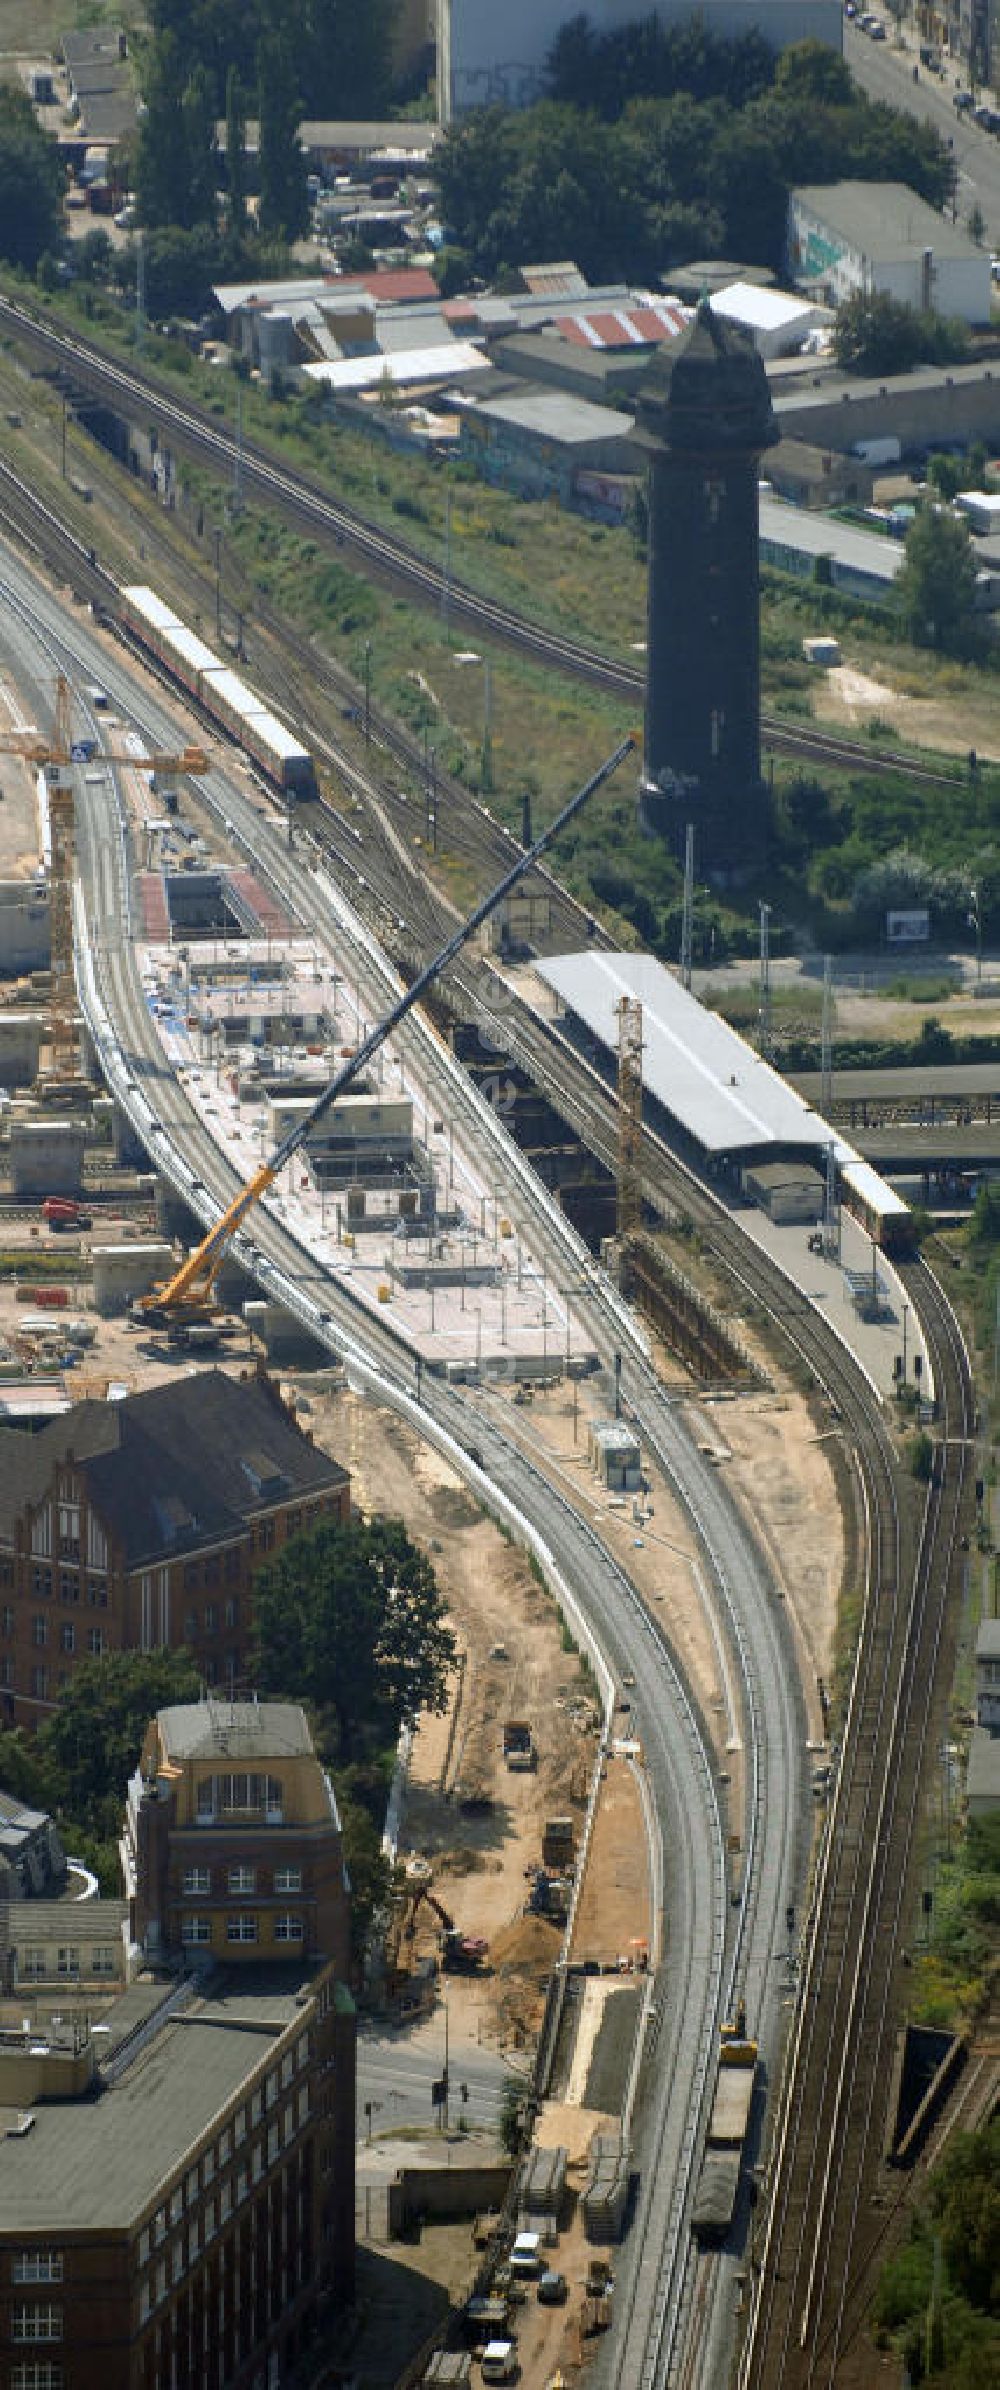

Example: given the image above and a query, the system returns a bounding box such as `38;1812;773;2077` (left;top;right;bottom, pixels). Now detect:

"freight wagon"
691;2006;757;2248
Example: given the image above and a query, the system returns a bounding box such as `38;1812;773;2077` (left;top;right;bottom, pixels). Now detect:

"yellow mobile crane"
138;735;636;1334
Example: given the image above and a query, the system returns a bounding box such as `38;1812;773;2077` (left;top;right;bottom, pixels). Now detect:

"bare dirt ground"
812;659;1000;761
569;1754;650;1969
325;1387;600;2052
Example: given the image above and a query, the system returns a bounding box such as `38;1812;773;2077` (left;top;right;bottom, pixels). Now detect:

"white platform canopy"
536;950;840;1160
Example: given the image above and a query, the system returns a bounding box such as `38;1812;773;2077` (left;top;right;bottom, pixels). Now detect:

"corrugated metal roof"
535;950;836;1158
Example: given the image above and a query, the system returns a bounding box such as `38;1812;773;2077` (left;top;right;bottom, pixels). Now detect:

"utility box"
589;1418;641;1492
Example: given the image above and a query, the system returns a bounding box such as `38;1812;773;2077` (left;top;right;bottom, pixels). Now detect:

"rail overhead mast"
138;736;636;1331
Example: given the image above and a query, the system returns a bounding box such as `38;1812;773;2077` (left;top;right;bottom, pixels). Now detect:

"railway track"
0;379;983;2383
0;293;979;794
740;1257;973;2389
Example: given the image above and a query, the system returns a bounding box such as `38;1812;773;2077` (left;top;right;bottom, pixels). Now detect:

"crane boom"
140;733;635;1324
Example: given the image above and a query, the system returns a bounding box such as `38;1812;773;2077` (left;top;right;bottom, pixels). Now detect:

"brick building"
0;1701;355;2390
0;1369;350;1729
122;1700;351;1978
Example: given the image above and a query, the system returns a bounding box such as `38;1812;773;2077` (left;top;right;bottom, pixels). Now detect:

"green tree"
896;503;981;656
181;62;218;230
39;1650;201;1838
135;29;187;229
225;64;247;233
257;30;309;241
928;452;965;501
252;1516;456;1759
0;85;62;273
930;2124;1000;2311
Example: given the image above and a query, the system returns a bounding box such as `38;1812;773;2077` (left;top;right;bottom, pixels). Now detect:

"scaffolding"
616;995;643;1243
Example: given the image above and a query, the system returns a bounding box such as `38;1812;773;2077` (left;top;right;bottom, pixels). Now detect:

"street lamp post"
971;885;983;986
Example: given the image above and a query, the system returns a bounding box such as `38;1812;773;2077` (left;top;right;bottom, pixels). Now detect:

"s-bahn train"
839;1154;917;1258
120;583;318;800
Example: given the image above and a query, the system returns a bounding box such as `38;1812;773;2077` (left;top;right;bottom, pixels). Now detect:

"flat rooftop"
0;1966;324;2231
536;951;842;1161
793;180;984;265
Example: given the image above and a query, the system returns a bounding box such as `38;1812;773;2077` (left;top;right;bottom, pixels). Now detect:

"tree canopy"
896;503;982;657
833;288;969;377
252;1514;456;1760
0;1649;201;1876
433;37;954;283
875;2121;1000;2383
0;85;63;272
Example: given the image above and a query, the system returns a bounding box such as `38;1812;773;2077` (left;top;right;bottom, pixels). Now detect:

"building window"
286;1510;302;1537
197;1773;283;1823
12;2307;63;2342
12;2255;63;2285
58;1505;79;1559
87;1628;106;1658
58;1572;78;1605
86;1579;108;1608
60;1623;75;1654
32;1616;48;1647
180;1916;212;1947
204;1554;220;1589
258;1519;276;1552
30;1507;51;1559
31;1569;51;1600
204;1604;218;1634
0;1657;13;1688
2;1605;12;1635
273;1866;302;1894
31;1667;48;1702
20;1948;45;1981
183;1866;211;1895
91;1947;116;1977
56;1949;79;1978
226;1914;257;1944
12;2366;64;2390
274;1915;303;1944
227;1864;255;1894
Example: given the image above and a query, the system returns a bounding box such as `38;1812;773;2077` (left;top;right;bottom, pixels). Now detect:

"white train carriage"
119;584;317;798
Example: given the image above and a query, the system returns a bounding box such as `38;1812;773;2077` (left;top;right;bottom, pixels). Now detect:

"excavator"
136;734;636;1335
402;1879;489;1976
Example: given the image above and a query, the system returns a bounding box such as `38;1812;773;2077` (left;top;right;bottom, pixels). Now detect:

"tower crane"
138;734;636;1332
0;676;207;1080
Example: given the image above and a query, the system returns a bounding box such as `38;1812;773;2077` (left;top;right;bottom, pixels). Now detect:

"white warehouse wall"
436;0;843;119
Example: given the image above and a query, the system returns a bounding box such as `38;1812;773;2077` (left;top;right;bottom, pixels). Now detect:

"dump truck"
503;1720;534;1771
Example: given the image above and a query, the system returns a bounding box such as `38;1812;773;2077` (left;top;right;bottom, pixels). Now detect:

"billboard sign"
886;909;930;944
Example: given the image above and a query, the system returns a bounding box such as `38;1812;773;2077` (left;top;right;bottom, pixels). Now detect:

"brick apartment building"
0;1700;355;2390
0;1369;350;1728
122;1699;351;1978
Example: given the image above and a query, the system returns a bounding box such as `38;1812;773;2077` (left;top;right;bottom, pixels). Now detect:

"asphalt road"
846;14;1000;248
356;2013;518;2145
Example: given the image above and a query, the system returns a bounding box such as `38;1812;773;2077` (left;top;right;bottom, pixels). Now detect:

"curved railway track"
740;1259;973;2389
0;293;980;794
0;409;981;2384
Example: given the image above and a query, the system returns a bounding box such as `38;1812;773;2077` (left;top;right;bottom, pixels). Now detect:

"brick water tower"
635;300;777;872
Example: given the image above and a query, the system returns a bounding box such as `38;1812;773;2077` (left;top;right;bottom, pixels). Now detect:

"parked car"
537;2272;568;2306
955;88;974;110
